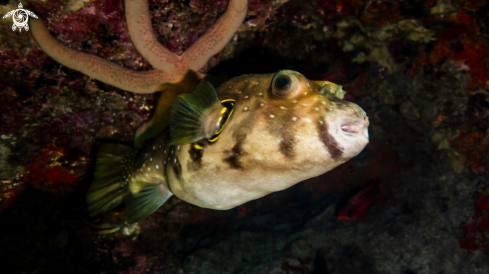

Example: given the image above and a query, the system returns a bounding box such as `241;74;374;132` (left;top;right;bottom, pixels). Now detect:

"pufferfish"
87;70;369;225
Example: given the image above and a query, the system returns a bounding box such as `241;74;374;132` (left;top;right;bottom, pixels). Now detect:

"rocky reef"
1;0;489;273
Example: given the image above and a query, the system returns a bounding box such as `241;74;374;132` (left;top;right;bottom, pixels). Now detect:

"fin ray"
125;183;172;223
87;143;135;217
170;80;221;145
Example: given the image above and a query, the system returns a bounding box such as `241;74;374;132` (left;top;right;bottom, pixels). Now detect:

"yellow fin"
134;70;201;148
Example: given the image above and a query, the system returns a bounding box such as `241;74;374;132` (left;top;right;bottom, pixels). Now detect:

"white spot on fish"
304;118;312;123
270;114;275;118
259;103;264;107
255;81;259;85
292;100;297;104
155;165;159;170
245;79;249;83
328;108;333;111
243;95;249;99
302;103;307;107
277;139;281;143
314;107;319;111
258;92;263;96
147;167;151;171
319;120;324;124
153;146;156;150
150;158;153;161
177;146;180;150
173;158;176;163
296;135;301;138
228;85;233;89
280;106;287;110
238;90;242;94
243;106;249;111
292;116;298;121
304;92;307;95
143;163;146;167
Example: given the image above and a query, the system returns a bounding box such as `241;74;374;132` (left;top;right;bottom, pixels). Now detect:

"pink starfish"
29;0;248;146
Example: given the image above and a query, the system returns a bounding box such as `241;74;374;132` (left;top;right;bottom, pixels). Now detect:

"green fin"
170;79;222;145
125;183;172;223
87;143;135;217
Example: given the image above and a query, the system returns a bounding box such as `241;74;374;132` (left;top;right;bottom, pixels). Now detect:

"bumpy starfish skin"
29;0;248;146
125;0;248;77
30;18;169;94
29;0;248;93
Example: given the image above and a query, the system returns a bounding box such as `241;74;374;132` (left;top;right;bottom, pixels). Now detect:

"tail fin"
87;143;135;217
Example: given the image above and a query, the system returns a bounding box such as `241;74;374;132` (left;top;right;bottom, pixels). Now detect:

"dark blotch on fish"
172;157;182;179
317;119;343;160
224;134;247;169
189;145;204;168
279;129;295;159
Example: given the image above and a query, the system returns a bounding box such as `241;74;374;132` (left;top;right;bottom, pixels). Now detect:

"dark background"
1;0;489;273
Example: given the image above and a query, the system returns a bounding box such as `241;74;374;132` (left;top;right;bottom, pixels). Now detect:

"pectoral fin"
169;79;223;145
125;183;172;223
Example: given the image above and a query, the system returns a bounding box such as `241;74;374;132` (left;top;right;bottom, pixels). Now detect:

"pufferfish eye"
272;72;297;96
275;75;290;90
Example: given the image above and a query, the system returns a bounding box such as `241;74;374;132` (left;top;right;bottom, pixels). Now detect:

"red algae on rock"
411;10;489;90
25;146;81;193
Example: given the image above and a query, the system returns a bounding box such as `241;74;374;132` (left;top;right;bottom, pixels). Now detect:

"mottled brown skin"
129;71;369;210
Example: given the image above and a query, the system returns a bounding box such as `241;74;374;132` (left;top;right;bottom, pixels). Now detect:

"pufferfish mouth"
340;116;370;138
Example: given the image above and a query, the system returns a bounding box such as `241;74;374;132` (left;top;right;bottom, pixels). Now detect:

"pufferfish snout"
312;82;369;162
328;106;369;161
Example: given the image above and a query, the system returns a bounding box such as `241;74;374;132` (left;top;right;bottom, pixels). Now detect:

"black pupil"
276;76;289;89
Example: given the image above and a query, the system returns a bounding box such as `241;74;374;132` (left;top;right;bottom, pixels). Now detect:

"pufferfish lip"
340;116;369;138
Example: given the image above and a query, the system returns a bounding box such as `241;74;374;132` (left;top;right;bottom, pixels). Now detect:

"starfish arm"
182;0;248;71
125;0;181;76
29;18;173;94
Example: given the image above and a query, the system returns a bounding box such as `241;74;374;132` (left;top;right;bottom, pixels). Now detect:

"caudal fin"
87;143;135;217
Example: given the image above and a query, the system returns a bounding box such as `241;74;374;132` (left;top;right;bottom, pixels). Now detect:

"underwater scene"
1;0;489;273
